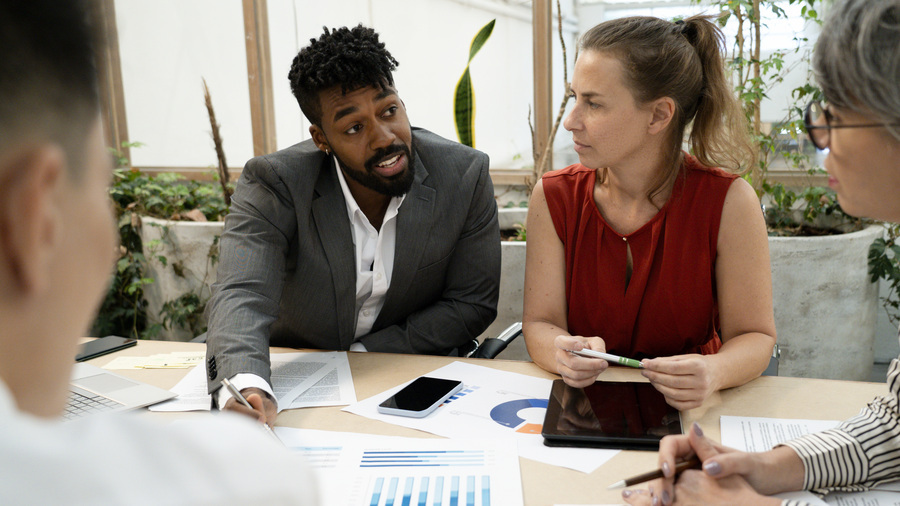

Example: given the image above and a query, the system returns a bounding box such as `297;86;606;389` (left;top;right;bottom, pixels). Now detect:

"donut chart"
489;398;548;433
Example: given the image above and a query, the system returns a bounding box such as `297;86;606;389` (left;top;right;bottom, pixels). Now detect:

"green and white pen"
569;348;644;369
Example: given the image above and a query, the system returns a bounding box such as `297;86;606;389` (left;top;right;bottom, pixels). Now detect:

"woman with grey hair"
622;0;900;504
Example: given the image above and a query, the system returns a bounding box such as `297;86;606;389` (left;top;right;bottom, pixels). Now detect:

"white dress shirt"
0;379;317;505
217;156;403;408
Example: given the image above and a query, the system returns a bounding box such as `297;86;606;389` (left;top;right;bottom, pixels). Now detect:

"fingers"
642;356;714;410
245;391;278;427
657;435;696;505
698;448;759;482
687;422;722;462
223;388;278;427
621;487;653;505
555;335;608;386
687;422;752;481
223;396;264;422
553;335;606;353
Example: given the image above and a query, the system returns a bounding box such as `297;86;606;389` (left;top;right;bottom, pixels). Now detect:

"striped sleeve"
781;357;900;493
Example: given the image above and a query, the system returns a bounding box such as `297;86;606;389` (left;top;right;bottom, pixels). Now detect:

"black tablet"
541;380;682;451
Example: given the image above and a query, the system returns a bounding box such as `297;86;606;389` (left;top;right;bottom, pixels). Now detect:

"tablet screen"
541;380;682;450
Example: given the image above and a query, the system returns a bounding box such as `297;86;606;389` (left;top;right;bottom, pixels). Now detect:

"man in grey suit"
206;25;500;424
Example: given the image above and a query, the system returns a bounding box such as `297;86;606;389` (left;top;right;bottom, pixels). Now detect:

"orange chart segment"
516;423;543;434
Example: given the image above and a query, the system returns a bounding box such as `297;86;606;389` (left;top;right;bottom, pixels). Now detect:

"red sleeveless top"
542;154;737;359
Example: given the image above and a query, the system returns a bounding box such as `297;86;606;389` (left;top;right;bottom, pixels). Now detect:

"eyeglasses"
804;100;900;150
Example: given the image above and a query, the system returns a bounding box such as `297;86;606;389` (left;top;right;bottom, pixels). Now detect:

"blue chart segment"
441;385;479;406
361;450;486;468
366;473;491;506
489;398;548;428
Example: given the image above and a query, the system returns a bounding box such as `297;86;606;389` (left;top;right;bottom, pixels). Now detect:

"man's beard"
335;139;416;198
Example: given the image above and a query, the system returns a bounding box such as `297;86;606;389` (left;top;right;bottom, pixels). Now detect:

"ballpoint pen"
567;348;645;369
607;456;702;489
221;377;284;445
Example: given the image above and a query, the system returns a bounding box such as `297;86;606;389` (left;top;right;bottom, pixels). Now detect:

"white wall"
575;0;819;125
116;0;254;169
115;0;577;171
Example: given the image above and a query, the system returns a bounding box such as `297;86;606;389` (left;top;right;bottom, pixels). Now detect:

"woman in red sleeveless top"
523;15;776;410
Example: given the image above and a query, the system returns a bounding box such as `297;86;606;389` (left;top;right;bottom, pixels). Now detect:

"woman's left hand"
640;354;717;410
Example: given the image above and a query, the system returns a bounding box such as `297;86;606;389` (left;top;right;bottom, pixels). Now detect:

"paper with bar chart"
275;427;524;506
343;361;618;473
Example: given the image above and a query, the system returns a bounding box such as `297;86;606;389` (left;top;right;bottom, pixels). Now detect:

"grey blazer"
205;128;500;388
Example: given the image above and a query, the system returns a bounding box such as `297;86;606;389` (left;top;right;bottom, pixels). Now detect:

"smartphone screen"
75;335;137;362
377;377;463;418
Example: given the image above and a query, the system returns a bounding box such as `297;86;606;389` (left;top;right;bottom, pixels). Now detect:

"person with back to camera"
523;13;776;411
0;0;317;503
621;1;900;505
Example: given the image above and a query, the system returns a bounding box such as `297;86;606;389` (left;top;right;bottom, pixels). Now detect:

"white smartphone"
376;376;464;418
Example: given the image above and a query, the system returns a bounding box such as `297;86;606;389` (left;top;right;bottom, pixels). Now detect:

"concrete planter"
139;216;224;341
498;207;527;231
770;224;881;380
479;241;530;360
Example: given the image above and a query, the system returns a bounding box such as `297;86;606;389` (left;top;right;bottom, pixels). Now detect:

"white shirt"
0;379;318;505
217;156;403;408
334;156;405;340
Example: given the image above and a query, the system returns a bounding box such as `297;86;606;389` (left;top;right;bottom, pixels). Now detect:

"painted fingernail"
692;422;704;436
662;490;671;505
652;494;660;506
704;460;722;476
622;490;632;498
661;461;672;477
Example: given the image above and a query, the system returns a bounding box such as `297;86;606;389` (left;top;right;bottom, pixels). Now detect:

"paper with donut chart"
343;361;619;473
274;427;524;506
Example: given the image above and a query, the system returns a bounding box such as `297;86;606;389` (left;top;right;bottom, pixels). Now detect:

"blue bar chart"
363;472;492;506
279;429;522;506
360;449;492;505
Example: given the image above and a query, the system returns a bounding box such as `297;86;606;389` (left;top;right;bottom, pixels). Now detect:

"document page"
270;351;356;410
275;427;524;506
823;490;900;505
720;415;840;452
148;364;211;412
150;351;355;412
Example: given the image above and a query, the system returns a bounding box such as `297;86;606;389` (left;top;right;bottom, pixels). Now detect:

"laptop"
64;362;177;421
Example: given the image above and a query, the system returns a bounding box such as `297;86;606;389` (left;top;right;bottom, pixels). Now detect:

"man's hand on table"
223;387;278;427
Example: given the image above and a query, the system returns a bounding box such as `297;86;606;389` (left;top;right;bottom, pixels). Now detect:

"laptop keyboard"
63;388;123;420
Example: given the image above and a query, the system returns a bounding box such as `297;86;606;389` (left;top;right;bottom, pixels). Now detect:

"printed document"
275;427;524;506
720;415;840;452
150;351;356;412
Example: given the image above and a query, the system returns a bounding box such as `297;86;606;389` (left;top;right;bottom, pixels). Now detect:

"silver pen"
221;377;283;445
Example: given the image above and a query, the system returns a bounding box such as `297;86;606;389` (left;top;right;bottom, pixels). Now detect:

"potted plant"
92;82;234;341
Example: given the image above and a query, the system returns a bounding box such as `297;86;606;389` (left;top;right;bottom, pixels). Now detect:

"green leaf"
454;20;494;148
454;69;475;148
468;19;495;63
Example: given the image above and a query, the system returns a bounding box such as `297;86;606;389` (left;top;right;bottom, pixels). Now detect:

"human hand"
624;422;798;505
554;334;608;387
640;354;716;410
223;387;278;427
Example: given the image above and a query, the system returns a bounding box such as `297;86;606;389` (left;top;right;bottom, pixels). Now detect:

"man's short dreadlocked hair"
288;24;399;126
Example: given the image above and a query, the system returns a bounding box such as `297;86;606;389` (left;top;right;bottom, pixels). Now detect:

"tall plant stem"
202;78;232;206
